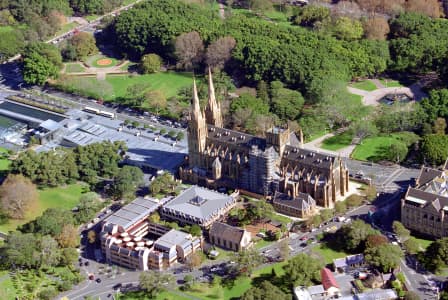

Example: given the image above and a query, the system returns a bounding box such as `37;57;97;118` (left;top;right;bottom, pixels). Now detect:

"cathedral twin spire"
191;67;223;128
205;68;223;128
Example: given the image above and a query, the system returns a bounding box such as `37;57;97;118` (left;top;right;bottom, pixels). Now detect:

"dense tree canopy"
140;53;162;74
19;208;75;237
22;42;62;85
421;238;448;273
63;32;98;61
112;0;390;100
11;141;126;186
330;220;378;252
283;253;322;287
389;13;448;76
0;174;38;219
111;165;144;199
365;244;403;272
241;281;290;300
421;134;448;166
0;29;24;62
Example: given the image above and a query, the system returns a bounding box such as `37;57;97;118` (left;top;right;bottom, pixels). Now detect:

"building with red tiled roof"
321;268;341;297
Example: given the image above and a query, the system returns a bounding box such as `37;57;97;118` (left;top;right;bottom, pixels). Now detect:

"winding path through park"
348;79;427;106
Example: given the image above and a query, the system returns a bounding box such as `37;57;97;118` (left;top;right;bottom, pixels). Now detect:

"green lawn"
321;131;354;151
0;25;13;33
264;10;289;22
351;80;377;92
306;130;327;143
379;79;404;88
106;72;194;99
348;93;363;104
184;261;288;299
0;147;11;171
412;236;433;251
0;183;88;233
0;25;27;34
65;63;86;73
254;239;274;249
351;133;404;162
311;244;348;264
0;271;17;300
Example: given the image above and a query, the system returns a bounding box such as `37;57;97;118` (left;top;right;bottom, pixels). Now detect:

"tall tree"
40;235;61;267
56;224;80;248
421;134;448;166
20;208;74;237
139;271;175;297
24;42;62;80
186;252;202;270
0;174;38;219
362;17;390;40
269;81;304;121
2;232;41;268
65;32;98;60
174;31;204;70
112;166;144;199
144;90;167;116
140;53;162;74
283;253;322;287
422;238;448;273
241;281;290;300
205;36;236;69
75;192;100;224
365;243;403;272
231;249;265;276
392;221;410;241
405;0;439;17
0;30;24;62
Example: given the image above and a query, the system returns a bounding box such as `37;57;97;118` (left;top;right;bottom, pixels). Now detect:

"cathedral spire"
205;67;223;127
208;67;216;108
192;78;201;119
188;78;207;167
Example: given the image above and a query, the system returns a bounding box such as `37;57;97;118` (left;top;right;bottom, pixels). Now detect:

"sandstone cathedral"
179;69;349;208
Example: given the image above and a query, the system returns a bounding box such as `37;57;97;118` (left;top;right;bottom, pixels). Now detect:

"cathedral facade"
179;70;349;208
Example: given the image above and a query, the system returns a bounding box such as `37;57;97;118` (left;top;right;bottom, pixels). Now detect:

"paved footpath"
302;132;356;158
348;79;427;107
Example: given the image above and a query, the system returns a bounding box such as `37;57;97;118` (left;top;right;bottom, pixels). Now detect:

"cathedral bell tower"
187;79;207;167
205;67;223;128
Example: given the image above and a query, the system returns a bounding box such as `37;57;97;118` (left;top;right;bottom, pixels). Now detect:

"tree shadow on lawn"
322;132;353;148
365;145;390;162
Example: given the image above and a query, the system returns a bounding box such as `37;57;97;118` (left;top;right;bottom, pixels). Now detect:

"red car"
300;236;308;241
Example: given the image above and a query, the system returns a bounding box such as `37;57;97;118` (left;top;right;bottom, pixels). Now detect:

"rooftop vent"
231;136;236;142
300;154;305;159
224;131;230;136
210;127;216;132
293;148;298;153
